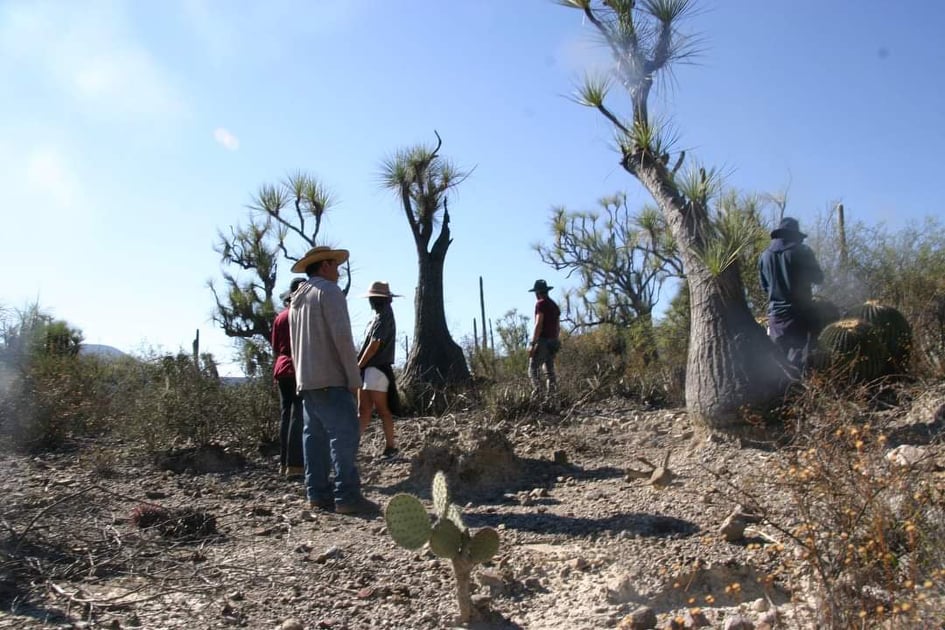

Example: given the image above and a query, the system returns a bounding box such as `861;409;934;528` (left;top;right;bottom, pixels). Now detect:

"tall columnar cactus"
853;300;913;373
385;471;500;623
816;318;887;382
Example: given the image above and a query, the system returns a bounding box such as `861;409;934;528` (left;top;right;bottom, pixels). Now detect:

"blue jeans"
299;387;362;507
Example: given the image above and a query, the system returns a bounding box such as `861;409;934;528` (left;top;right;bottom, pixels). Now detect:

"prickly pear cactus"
816;318;887;382
853;300;912;372
432;471;451;518
467;528;500;563
385;494;431;550
383;470;501;623
429;519;463;559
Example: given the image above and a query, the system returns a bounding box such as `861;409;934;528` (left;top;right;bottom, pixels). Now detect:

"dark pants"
529;337;561;394
768;309;813;372
277;377;304;470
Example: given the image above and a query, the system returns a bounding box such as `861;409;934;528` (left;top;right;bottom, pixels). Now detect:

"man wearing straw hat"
289;246;377;515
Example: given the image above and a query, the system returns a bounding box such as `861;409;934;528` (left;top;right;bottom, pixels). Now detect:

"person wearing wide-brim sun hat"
527;279;561;396
356;281;402;460
288;246;378;516
759;217;825;373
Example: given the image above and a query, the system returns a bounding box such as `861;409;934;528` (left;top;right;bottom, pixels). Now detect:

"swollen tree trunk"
634;160;793;431
404;244;469;388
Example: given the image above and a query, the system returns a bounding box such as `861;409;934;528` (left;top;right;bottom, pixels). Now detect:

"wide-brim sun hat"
290;246;349;273
528;279;553;293
770;217;807;240
362;281;401;298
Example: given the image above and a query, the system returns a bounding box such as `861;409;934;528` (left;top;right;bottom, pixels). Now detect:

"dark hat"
771;217;807;240
279;277;306;303
528;279;553;293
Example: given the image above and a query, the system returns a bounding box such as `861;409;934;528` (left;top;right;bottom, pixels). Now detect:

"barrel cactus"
809;297;841;335
815;318;887;382
385;471;500;623
853;300;912;373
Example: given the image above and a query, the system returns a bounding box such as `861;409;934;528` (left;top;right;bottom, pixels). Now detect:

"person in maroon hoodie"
272;277;306;477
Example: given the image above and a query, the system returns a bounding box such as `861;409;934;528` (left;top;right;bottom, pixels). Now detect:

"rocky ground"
1;391;943;630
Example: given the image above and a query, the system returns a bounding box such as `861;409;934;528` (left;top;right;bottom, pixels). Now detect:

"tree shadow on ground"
370;457;625;505
465;510;700;538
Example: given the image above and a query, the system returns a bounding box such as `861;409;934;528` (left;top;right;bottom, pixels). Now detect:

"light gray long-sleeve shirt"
288;276;360;392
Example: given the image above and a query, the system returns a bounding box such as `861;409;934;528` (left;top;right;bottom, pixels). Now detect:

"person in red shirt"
272;277;305;477
527;279;561;396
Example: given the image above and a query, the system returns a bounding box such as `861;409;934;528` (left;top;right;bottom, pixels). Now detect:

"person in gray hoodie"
759;217;824;371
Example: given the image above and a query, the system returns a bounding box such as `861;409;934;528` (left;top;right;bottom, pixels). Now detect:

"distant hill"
79;344;129;360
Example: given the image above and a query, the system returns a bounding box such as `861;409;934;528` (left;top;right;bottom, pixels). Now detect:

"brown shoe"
285;466;304;477
309;498;335;512
334;497;380;516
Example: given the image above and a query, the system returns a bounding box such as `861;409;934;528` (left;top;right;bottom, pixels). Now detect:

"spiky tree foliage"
210;172;346;376
559;0;794;432
535;192;682;331
379;132;471;391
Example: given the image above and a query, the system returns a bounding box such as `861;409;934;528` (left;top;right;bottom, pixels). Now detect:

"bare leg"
358;388;373;436
370;389;396;449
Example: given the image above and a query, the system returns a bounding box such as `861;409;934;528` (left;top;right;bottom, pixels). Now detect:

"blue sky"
2;0;942;376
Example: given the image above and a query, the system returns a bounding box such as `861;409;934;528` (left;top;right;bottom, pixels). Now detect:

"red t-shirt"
535;298;560;339
271;309;295;379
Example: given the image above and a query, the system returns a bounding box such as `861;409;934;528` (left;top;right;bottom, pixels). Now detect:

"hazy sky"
2;0;942;375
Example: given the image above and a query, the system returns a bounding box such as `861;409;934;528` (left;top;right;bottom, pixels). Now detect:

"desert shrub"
124;353;278;451
755;380;945;628
0;305;115;450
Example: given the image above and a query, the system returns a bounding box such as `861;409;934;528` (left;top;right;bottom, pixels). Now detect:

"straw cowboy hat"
290;246;350;274
362;281;401;298
770;217;807;240
528;279;554;293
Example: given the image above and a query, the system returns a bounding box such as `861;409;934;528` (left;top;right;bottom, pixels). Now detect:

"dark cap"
279;277;306;302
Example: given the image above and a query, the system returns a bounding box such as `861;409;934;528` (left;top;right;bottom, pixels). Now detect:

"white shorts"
362;366;389;392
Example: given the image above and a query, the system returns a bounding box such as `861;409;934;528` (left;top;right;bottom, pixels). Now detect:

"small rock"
756;609;779;630
616;605;657;629
723;614;754;630
523;577;542;590
684;609;710;627
569;557;589;571
280;619;304;630
478;569;505;596
356;587;374;599
315;546;341;563
606;575;640;605
885;444;930;468
751;597;768;612
228;591;244;601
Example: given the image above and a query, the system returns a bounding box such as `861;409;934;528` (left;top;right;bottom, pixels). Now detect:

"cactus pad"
816;318;887;382
432;471;451;518
429;519;464;559
467;527;500;563
385;494;431;550
447;503;466;532
853;300;912;372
